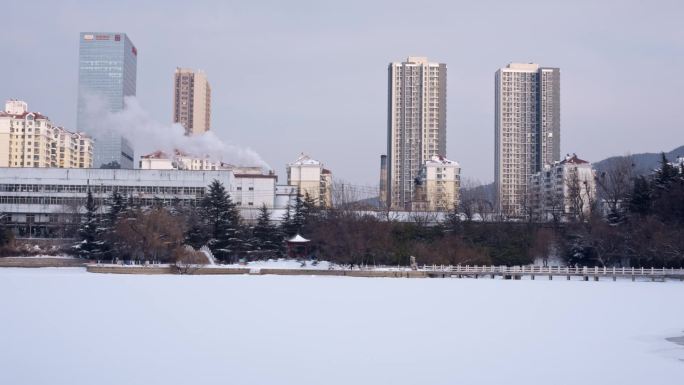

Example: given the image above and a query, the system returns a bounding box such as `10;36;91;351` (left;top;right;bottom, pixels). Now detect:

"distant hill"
593;145;684;176
353;196;381;209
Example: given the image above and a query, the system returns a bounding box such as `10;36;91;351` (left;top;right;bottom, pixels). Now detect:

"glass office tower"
77;32;137;169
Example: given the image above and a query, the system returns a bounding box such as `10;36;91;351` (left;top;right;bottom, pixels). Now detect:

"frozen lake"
1;267;682;384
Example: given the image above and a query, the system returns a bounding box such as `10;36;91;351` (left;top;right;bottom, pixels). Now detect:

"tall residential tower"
386;57;447;209
495;63;560;217
77;32;137;168
173;68;211;135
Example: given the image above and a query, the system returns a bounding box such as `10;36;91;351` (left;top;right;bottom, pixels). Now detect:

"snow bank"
217;259;335;270
8;255;76;259
0;268;682;385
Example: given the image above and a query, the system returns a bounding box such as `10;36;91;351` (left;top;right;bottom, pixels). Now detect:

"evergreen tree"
201;180;244;262
184;202;208;249
100;189;127;259
654;153;678;189
291;192;307;233
302;192;319;227
74;189;104;259
106;189;126;226
628;176;652;216
279;203;296;238
0;213;13;249
280;191;320;238
251;204;283;256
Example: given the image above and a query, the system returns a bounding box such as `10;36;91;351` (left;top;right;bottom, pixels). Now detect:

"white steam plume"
81;94;270;169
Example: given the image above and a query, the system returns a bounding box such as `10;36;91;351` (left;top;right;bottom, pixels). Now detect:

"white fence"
419;264;684;276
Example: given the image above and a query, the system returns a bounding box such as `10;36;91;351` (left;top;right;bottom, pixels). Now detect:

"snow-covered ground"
6;254;77;259
219;259;336;270
0;268;682;385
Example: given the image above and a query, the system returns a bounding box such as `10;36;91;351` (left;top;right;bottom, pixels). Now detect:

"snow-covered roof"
560;154;590;165
141;149;212;160
287;234;310;243
141;150;170;159
425;155;459;166
289;153;321;166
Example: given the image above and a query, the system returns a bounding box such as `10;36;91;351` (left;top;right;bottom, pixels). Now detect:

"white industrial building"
139;150;233;171
0;167;296;237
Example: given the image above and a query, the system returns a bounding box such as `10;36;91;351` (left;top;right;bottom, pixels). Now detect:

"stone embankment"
0;257;88;268
86;264;427;278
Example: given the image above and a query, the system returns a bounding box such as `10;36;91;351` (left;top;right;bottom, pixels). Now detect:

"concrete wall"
85;265;429;278
0;257;87;267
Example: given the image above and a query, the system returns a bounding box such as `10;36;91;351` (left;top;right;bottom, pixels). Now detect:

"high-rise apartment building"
173;68;211;135
495;63;560;217
386;57;447;209
77;32;137;169
0;100;93;168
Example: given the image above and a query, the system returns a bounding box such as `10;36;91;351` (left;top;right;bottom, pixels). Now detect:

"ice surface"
0;267;682;385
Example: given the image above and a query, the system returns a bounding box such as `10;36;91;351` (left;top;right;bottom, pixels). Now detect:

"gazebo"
286;234;311;259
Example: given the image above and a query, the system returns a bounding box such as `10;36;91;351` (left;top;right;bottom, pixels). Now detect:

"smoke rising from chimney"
81;95;270;169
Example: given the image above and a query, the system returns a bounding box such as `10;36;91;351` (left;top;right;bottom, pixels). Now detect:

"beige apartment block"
173;68;211;135
386;57;447;209
0;100;92;168
412;155;460;211
286;153;333;208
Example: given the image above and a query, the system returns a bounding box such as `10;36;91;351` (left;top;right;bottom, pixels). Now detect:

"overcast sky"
3;0;683;187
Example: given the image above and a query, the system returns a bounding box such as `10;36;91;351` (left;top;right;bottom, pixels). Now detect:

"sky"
2;0;683;187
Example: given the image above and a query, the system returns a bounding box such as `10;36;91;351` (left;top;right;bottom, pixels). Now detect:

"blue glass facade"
77;32;137;168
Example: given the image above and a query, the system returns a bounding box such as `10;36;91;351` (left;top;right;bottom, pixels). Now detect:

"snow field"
0;267;682;385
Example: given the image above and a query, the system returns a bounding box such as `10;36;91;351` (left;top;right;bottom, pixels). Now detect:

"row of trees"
561;154;684;267
75;180;319;263
73;154;683;267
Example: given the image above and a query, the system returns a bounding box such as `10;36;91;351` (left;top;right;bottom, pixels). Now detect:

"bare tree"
113;207;186;262
173;247;208;274
546;184;565;224
566;167;585;222
459;178;494;222
596;156;634;221
530;227;555;266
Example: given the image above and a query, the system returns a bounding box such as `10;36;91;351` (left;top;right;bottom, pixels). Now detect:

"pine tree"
201;180;244;262
279;203;295;238
251;204;283;257
628;176;652;216
291;193;306;233
0;213;13;249
302;192;319;226
654;153;678;189
100;189;127;259
106;189;126;226
74;189;104;259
